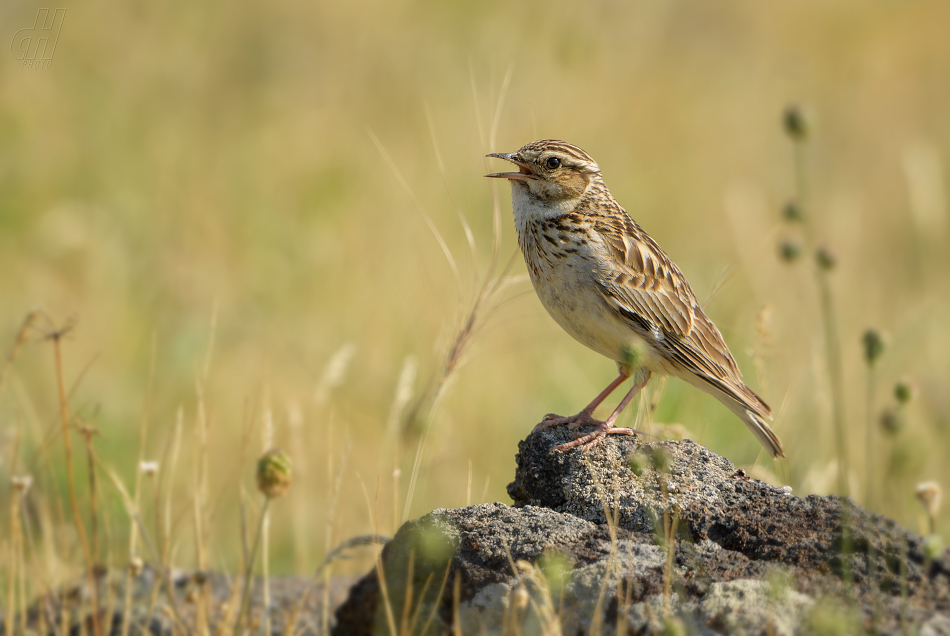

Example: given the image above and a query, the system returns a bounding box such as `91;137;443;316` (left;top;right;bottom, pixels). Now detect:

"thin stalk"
793;142;809;241
262;502;271;636
261;401;274;636
162;409;184;575
20;494;61;636
817;273;848;495
92;448;188;633
899;532;909;635
865;363;877;507
50;332;102;636
5;490;18;636
193;380;211;634
123;332;156;636
865;361;881;631
16;467;61;636
143;474;162;630
6;429;21;636
79;424;101;567
234;498;270;636
791;131;848;495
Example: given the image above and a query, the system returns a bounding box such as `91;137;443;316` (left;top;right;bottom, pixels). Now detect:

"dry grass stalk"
40;316;103;636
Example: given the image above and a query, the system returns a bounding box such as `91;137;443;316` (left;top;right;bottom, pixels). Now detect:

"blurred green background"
1;0;948;586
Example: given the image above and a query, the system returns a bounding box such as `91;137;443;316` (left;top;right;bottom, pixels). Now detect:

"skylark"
487;140;785;457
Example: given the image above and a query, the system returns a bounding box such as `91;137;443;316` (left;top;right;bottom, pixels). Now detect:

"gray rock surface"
5;566;357;635
334;425;950;635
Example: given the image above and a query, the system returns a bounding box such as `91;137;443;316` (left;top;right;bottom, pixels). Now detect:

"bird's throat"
510;181;582;228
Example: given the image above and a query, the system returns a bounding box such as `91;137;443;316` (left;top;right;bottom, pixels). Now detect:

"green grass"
1;0;948;626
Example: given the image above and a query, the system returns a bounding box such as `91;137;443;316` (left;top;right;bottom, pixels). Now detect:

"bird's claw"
535;410;599;431
553;424;638;452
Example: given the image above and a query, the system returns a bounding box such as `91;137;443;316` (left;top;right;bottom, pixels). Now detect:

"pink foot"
534;409;600;432
553;422;644;452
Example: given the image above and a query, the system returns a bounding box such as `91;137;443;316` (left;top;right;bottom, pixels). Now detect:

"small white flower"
140;461;159;476
916;481;942;519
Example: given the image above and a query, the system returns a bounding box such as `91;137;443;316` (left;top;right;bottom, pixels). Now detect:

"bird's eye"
546;156;561;169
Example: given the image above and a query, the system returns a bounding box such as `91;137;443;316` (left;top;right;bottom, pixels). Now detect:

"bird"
486;139;785;458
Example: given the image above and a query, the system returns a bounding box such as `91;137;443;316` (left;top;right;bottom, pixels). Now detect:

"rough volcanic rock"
5;566;357;635
334;425;950;635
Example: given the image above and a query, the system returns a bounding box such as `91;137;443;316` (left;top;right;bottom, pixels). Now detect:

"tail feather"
682;374;786;458
735;408;785;459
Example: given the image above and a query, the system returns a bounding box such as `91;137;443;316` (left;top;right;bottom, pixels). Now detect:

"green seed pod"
650;446;671;473
783;104;809;141
778;238;802;263
783;200;803;223
894;378;916;404
256;449;293;499
862;329;886;366
538;552;572;596
628;451;649;477
815;244;837;271
661;616;686;636
880;408;903;436
923;535;944;561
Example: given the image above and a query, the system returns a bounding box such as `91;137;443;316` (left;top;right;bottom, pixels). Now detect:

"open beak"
485;152;535;181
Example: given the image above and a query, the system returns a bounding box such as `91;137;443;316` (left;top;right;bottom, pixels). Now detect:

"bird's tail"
682;374;786;458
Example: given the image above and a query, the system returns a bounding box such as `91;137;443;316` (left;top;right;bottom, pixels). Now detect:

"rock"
334;425;950;635
507;426;748;533
6;566;357;635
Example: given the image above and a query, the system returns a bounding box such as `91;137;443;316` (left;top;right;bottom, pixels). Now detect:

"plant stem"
235;497;270;635
791;132;848;495
793;142;809;234
865;361;881;631
865;363;876;507
817;272;848;496
52;334;101;636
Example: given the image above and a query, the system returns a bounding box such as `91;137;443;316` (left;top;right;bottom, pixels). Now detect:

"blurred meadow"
1;0;949;602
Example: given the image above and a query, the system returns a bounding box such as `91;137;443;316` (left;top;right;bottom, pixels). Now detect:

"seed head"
916;481;942;519
862;329;886;366
538;552;571;596
256;449;293;499
11;475;33;494
923;535;945;561
894;378;916;405
880;408;903;435
661;616;687;636
649;446;671;473
783;104;810;141
140;461;159;477
815;244;837;271
628;451;649;477
778;237;802;263
783;200;803;223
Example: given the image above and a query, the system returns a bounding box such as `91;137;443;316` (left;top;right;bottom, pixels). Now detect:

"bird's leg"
535;372;630;431
554;371;652;452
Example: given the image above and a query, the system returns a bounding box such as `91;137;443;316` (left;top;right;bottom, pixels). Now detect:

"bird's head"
486;140;601;203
